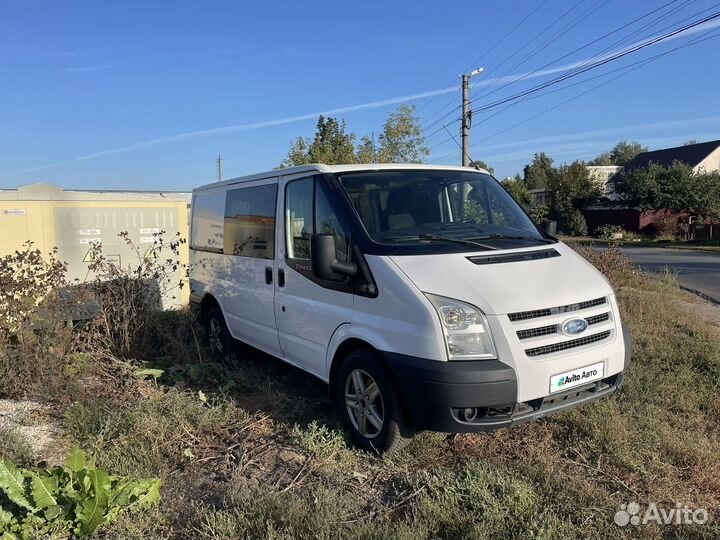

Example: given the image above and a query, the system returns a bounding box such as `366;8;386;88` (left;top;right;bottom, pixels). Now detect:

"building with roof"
620;139;720;172
0;182;191;307
583;139;720;236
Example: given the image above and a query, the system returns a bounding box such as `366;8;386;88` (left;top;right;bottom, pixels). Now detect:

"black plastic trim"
467;248;560;265
380;351;625;433
379;352;518;431
622;324;632;369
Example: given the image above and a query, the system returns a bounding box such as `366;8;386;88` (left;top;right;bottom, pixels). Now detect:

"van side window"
285;178;313;259
315;181;348;262
191;190;226;252
285;176;348;262
224;184;277;259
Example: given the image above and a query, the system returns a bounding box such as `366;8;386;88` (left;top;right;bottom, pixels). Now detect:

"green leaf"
0;458;32;510
64;448;86;473
76;494;108;537
134;368;164;381
87;469;112;499
43;505;63;521
198;390;207;403
30;473;58;509
126;478;161;509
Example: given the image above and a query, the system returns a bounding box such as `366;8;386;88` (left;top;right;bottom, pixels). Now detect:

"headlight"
424;293;497;360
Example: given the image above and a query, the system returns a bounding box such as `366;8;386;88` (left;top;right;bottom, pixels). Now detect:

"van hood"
388;242;613;315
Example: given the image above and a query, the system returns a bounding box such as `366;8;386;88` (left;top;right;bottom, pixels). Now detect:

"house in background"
618;139;720;173
528;187;551;206
587;165;623;199
584;139;720;235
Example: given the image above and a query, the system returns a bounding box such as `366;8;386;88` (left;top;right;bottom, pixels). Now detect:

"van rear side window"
191;190;226;252
224;184;277;259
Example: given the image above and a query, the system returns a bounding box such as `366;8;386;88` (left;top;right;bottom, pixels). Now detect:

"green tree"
591;140;648;166
548;161;603;236
523;152;554;189
589;152;612;166
376;105;428;163
472;160;494;175
309;116;356;164
617;162;720;220
281;106;428;166
281;115;356;167
356;134;377;164
500;178;531;207
281;136;313;167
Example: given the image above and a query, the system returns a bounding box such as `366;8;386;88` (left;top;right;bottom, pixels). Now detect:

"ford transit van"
189;164;631;453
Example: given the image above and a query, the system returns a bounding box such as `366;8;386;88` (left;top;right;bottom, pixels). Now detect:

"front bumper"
381;325;632;433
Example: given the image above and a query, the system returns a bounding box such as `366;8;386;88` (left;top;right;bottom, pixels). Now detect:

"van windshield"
336;170;549;250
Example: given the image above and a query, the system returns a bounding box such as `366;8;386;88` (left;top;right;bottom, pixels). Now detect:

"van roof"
193;163;489;192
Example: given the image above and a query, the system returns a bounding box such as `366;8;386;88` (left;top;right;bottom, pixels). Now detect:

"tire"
337;349;415;454
205;306;234;356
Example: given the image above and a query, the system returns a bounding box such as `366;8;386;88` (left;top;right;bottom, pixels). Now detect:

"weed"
0;448;160;538
0;428;34;467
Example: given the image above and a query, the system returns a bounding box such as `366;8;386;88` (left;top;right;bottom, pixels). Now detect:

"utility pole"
460;67;484;167
216;154;223;182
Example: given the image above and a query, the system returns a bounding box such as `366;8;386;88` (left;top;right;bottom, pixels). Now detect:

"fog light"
462;407;478;422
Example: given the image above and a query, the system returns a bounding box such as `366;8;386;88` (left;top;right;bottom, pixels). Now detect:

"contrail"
3;17;718;178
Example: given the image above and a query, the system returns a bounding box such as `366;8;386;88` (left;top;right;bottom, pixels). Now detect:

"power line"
427;26;720;161
418;0;550;134
415;0;523;117
469;11;720;115
470;0;610;104
422;0;615;139
469;0;691;107
421;0;677;141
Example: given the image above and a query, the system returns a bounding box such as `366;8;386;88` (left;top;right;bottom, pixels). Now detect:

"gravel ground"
0;399;65;464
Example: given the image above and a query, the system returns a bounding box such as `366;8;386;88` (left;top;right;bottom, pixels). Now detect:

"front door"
222;180;282;357
274;173;354;379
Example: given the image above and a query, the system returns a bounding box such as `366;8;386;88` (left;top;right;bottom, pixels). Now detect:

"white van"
189;164;631;453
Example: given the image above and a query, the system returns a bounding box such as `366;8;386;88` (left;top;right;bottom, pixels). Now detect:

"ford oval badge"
562;318;588;336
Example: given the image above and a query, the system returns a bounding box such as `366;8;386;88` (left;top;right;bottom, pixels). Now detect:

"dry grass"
1;242;719;539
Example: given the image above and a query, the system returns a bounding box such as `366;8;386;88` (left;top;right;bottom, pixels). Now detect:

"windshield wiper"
469;234;555;244
383;234;498;250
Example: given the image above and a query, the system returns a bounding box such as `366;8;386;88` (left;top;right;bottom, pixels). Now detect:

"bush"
595;224;624;240
559;210;588;237
83;232;187;358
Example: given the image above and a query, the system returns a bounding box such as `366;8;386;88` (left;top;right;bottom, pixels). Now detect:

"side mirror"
311;234;357;281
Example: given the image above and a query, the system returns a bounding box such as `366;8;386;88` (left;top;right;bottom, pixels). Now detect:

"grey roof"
622;139;720;170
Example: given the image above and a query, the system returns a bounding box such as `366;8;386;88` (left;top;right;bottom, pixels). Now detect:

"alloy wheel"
208;317;224;353
344;369;384;439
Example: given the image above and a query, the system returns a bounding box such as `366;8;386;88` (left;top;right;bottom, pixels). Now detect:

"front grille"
517;324;557;340
508;297;606;322
516;311;610;341
586;312;610;325
525;331;611;357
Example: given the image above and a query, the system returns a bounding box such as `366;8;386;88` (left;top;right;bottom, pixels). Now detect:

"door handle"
265;267;273;284
278;268;285;287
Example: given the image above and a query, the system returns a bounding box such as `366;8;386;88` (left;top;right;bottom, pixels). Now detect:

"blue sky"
1;0;719;190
